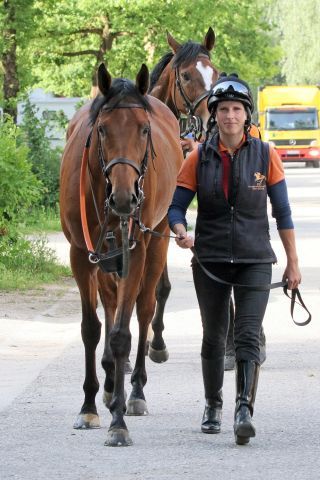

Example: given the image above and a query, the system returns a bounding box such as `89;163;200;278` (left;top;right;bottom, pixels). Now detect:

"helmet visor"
211;81;250;97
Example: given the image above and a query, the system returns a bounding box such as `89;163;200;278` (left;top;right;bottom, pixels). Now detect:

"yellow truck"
258;85;320;168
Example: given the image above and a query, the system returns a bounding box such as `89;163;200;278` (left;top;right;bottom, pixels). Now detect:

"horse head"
94;63;153;217
150;27;219;134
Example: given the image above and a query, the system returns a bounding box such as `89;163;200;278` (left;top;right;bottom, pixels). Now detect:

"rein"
191;246;311;326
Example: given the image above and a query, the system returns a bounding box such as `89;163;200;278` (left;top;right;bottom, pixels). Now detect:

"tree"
27;0;281;97
0;0;37;120
267;0;320;84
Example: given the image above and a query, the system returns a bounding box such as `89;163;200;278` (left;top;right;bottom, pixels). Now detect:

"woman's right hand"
175;233;194;249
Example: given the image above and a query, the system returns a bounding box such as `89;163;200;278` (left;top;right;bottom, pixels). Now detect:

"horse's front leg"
71;245;101;429
105;252;145;447
127;235;169;415
98;270;117;409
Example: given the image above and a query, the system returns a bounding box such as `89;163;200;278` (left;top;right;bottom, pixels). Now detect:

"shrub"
0;117;42;231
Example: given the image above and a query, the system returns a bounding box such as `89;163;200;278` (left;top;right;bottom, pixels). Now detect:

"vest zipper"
229;152;237;263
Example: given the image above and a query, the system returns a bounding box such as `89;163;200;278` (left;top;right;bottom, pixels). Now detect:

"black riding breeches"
192;262;272;364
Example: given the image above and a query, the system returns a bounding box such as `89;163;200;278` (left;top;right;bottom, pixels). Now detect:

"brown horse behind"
146;28;219;360
60;63;183;446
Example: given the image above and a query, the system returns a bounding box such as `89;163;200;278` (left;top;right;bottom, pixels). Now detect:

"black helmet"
207;73;254;114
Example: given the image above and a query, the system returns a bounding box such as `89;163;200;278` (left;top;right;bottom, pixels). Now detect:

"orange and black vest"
195;132;277;264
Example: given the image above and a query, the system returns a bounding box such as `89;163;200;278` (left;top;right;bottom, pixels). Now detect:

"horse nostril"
131;193;138;207
108;193;116;208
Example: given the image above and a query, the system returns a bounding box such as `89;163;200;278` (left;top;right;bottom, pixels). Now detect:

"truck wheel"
313;160;320;168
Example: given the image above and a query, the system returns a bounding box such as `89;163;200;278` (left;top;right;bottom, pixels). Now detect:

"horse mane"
90;78;153;125
149;52;174;92
173;41;211;68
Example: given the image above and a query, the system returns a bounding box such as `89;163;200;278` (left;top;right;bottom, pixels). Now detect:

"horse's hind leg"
148;262;170;363
70;244;102;429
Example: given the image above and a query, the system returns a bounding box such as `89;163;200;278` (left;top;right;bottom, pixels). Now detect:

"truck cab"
258;85;320;168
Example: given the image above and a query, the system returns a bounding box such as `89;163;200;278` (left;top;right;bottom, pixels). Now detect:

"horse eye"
142;126;150;135
181;72;191;82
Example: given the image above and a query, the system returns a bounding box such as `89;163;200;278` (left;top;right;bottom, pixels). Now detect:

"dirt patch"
0;277;81;323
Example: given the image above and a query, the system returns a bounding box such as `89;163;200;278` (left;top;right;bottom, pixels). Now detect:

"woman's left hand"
282;261;302;290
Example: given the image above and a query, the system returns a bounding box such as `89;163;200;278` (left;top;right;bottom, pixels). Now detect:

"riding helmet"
207;73;254;114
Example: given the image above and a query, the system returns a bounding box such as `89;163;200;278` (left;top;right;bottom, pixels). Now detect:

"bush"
0;117;42;231
0;233;70;289
19;99;65;208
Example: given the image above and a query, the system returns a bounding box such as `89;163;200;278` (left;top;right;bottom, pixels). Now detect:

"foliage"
0;233;70;290
25;0;281;97
19;98;63;208
266;0;320;84
0;117;42;230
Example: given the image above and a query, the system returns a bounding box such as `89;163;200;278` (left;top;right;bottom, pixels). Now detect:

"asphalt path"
0;164;319;479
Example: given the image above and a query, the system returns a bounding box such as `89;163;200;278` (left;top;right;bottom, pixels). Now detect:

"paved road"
1;165;319;479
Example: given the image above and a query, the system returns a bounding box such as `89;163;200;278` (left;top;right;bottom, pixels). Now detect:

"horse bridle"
80;101;159;277
174;54;211;140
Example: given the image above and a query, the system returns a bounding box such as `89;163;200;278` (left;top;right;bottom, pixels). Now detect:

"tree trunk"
2;0;19;122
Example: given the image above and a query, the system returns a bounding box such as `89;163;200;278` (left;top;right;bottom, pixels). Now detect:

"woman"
168;73;301;445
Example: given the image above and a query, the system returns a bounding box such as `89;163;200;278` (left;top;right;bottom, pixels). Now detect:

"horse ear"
203;27;215;51
166;31;181;53
97;63;112;96
136;64;149;95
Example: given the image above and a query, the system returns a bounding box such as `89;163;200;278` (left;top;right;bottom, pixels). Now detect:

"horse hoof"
104;428;133;447
103;389;127;409
148;345;169;363
73;413;100;429
126;399;148;416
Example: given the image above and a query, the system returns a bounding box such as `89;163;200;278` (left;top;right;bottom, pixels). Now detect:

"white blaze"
196;61;214;91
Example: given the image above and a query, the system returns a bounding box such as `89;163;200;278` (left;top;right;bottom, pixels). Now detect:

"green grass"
0;234;71;290
18;206;62;234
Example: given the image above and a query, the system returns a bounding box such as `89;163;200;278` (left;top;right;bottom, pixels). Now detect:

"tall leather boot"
233;360;260;445
201;357;224;434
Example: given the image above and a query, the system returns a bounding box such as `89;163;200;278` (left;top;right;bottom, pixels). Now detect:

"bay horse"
146;28;220;362
60;63;183;446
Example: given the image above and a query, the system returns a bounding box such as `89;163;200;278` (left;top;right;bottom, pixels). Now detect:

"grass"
18;206;62;234
0;234;71;290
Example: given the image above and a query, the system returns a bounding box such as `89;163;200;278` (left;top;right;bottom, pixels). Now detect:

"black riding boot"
201;357;224;434
233;360;260;445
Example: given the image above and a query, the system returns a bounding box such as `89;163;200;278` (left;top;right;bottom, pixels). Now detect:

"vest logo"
248;172;266;191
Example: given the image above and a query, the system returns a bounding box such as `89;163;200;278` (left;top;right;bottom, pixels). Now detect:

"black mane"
149;52;173;92
90;78;153;125
149;41;211;92
173;41;210;68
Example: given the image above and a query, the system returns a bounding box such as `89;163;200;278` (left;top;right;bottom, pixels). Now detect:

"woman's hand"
175;233;194;249
282;260;301;290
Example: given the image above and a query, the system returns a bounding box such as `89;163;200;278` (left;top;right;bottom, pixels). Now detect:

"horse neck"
149;64;177;115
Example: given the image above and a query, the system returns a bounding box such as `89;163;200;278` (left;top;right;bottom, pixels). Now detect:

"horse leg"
149;225;171;363
71;244;102;429
98;270;117;409
105;254;146;447
127;236;169;415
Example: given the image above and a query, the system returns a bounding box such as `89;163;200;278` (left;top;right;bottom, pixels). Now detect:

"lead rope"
191;246;311;326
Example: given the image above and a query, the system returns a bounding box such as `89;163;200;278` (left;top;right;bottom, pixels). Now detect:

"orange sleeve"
176;147;199;192
267;145;285;186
